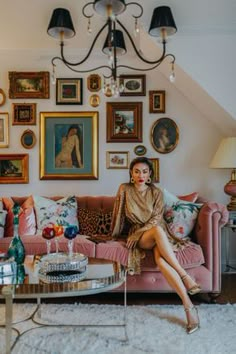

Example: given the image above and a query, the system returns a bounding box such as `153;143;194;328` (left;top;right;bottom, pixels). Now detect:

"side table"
222;211;236;273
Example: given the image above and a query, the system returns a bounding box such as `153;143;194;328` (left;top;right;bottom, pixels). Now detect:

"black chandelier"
47;0;177;97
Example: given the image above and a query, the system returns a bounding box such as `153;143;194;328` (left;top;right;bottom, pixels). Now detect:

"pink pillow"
178;192;199;203
3;196;36;237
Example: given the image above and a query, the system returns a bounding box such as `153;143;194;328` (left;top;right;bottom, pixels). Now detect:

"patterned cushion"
163;189;202;239
0;210;7;238
33;195;78;231
178;192;199;203
78;207;99;236
96;211;112;235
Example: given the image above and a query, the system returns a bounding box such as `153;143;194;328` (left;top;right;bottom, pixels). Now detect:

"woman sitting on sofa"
111;156;201;334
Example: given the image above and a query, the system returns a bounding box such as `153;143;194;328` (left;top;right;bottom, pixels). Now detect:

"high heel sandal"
185;306;200;334
181;274;201;295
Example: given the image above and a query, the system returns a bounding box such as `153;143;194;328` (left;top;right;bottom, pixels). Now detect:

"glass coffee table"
0;254;127;354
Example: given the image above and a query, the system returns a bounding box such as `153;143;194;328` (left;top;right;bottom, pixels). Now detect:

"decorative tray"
38;268;87;284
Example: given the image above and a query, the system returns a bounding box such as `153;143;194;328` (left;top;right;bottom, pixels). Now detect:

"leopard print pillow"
78;207;99;236
96;211;112;235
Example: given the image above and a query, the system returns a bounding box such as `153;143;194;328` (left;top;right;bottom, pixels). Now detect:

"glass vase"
7;203;25;265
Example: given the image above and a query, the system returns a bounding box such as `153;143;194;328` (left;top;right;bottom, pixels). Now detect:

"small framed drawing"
149;158;160;183
134;145;147;156
21;130;36;149
56;78;83;105
149;90;165;113
9;71;49;99
106;151;130;169
12;103;36;125
0;112;9;148
87;74;101;92
151;117;179;154
0;154;29;184
107;102;142;142
119;75;146;96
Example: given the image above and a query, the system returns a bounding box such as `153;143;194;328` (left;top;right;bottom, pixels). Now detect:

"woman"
55;125;82;168
111;157;200;334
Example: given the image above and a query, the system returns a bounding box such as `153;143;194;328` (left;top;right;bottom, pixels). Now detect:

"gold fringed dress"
111;183;184;274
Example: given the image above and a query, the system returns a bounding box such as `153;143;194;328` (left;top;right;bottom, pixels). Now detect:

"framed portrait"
151;117;179;154
149;158;160;183
134;145;147;156
149;90;165;113
87;74;101;92
119;75;146;96
106;151;130;169
56;78;83;105
0;113;9;148
106;102;142;142
9;71;50;99
21;129;36;149
12;103;36;125
0;154;29;184
40;111;98;180
90;94;100;107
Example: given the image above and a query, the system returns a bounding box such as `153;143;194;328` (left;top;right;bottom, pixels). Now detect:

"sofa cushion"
96;211;112;235
33;195;78;231
2;196;36;237
163;189;202;239
0;210;7;238
178;192;199;203
78;207;99;236
95;240;205;270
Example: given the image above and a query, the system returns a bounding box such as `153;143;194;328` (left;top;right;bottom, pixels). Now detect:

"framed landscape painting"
56;78;83;105
40;111;98;180
9;71;49;99
106;102;142;142
0;154;29;184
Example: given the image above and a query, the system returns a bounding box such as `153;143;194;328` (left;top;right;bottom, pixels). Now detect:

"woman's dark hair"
129;157;154;184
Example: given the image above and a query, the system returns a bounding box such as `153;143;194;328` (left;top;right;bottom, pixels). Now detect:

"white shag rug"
0;303;236;354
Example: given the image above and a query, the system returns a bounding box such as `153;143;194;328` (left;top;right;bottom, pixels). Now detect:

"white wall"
0;49;229;205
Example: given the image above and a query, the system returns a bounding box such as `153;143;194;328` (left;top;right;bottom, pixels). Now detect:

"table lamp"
210;137;236;210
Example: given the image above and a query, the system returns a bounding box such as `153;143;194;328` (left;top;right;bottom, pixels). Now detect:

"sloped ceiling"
0;0;235;133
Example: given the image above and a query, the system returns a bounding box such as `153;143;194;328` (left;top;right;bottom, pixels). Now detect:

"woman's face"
68;128;77;136
131;162;151;186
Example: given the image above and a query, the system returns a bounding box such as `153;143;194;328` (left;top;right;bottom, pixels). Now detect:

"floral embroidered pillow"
33;195;78;231
0;210;7;238
163;189;202;239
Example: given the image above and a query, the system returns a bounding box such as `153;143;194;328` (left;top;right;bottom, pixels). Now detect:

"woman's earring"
131;177;135;183
147;177;151;184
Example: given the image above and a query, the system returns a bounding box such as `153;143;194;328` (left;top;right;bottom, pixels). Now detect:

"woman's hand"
126;235;138;249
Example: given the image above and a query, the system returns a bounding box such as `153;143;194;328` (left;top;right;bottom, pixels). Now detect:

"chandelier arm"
59;22;109;67
55;58;112;74
126;2;143;18
116;19;166;65
82;2;94;18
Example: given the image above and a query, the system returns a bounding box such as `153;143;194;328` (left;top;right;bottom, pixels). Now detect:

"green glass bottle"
7;203;25;264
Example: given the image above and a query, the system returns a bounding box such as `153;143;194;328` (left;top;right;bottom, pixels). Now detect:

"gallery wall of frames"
0;53;226;202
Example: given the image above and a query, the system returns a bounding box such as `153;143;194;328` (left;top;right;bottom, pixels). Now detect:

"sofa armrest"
194;202;229;272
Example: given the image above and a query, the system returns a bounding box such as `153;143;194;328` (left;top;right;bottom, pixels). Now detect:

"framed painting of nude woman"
40;112;98;180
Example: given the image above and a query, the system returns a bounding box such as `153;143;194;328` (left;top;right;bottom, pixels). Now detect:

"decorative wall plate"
21;129;36;149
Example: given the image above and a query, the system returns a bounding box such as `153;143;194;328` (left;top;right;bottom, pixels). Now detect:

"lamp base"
224;177;236;211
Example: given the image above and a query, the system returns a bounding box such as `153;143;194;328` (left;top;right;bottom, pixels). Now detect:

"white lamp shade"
210;137;236;169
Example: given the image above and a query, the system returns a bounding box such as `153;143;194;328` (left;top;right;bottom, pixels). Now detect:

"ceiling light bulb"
169;72;175;83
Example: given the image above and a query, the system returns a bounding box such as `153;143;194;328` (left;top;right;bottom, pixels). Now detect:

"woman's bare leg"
138;226;198;290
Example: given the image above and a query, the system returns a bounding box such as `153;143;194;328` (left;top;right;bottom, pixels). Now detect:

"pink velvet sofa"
0;195;228;301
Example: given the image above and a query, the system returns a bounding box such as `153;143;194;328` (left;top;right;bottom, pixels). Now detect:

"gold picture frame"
9;71;50;99
0;112;9;148
149;158;160;183
21;129;36;149
87;74;101;92
12;103;36;125
151;117;179;154
90;94;100;107
40;111;98;180
149;90;165;113
0;154;29;184
0;89;6;107
106;151;130;169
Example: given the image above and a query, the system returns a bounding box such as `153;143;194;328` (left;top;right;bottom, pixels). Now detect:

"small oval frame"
21;129;36;149
134;145;147;156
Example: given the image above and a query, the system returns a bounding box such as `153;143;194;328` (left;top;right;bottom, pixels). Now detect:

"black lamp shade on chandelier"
149;6;177;37
94;0;126;16
47;8;75;39
102;29;127;56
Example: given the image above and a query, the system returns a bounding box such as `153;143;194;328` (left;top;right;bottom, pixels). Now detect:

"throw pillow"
33;195;78;231
2;196;36;237
0;210;7;238
96;211;112;235
163;189;202;239
178;192;199;203
78;207;99;236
